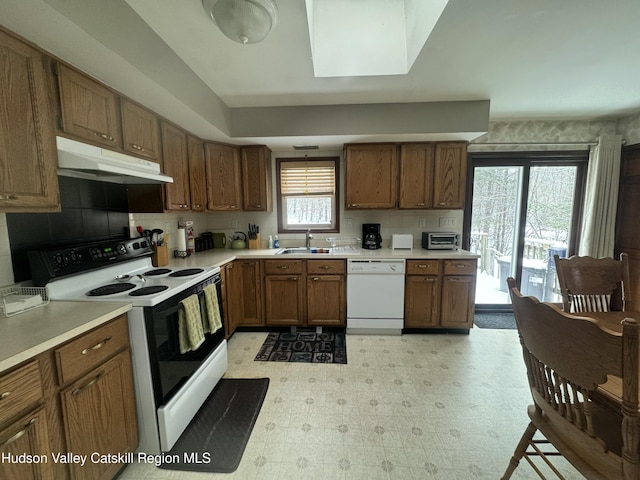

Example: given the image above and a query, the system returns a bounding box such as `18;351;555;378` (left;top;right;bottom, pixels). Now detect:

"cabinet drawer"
0;361;43;426
406;260;440;275
55;315;129;385
307;260;345;275
443;259;477;276
263;260;303;275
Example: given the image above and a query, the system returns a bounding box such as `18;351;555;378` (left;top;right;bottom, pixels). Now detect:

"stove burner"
169;268;205;277
87;283;136;296
129;285;169;296
144;268;172;276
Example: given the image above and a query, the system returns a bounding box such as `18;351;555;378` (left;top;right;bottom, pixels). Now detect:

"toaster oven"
422;232;460;250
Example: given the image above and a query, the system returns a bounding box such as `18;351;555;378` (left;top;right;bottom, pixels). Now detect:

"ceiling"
2;0;640;150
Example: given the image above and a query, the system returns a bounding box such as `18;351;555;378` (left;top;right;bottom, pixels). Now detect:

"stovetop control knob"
117;243;127;255
53;252;66;267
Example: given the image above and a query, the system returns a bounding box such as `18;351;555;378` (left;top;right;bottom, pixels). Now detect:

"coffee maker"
362;223;382;250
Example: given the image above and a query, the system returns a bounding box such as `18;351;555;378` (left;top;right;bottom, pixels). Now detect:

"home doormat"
255;330;347;364
158;378;269;473
474;312;517;329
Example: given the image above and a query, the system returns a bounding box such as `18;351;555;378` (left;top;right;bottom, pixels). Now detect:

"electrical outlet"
419;218;427;227
439;217;456;228
231;219;238;229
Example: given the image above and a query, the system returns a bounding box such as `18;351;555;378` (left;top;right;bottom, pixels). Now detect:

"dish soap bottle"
268;235;274;249
273;235;279;248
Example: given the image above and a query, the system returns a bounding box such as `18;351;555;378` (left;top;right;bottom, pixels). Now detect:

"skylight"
305;0;450;77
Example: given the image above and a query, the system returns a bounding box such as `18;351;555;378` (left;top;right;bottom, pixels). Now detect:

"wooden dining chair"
553;253;630;313
502;277;640;479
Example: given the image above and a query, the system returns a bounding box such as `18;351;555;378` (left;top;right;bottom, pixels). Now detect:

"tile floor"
120;328;584;479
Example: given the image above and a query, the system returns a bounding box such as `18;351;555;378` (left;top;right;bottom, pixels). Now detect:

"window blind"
280;160;335;195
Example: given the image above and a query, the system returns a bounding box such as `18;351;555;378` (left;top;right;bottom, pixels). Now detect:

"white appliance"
56;136;174;184
391;234;413;251
347;259;405;334
29;238;227;454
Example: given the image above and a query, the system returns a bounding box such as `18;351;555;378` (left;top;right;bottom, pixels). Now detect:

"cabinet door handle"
0;194;18;200
447;277;463;282
348;203;360;207
437;202;449;206
81;336;112;355
93;131;115;142
289;277;298;281
424;277;436;282
72;370;106;396
0;391;11;400
0;417;38;448
416;203;425;206
130;143;145;152
312;277;320;281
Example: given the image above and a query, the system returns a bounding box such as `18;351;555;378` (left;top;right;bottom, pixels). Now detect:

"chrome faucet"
306;229;314;249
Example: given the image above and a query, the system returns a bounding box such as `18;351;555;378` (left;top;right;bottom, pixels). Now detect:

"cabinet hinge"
50;60;58;76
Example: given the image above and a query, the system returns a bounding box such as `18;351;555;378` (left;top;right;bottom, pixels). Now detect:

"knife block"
152;245;169;267
248;234;261;250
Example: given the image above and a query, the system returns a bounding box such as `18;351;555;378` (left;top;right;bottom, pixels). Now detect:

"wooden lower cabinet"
263;260;304;326
307;275;345;326
225;260;262;332
60;350;137;480
404;259;476;329
0;314;138;480
0;406;53;480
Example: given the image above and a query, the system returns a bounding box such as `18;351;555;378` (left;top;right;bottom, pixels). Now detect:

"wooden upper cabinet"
433;142;467;209
205;142;242;211
344;143;398;209
120;98;161;163
399;143;435;209
161;122;190;211
187;135;206;211
0;29;60;212
57;63;122;149
241;145;272;211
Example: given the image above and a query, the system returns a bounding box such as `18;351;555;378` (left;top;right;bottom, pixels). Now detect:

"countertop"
0;301;131;372
0;247;477;373
164;247;479;270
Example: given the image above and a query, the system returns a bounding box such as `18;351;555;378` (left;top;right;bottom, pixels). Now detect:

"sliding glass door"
467;152;587;310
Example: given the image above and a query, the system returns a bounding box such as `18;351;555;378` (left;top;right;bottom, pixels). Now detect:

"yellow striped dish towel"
200;284;223;334
178;294;205;354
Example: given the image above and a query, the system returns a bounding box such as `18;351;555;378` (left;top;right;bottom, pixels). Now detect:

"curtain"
578;134;623;258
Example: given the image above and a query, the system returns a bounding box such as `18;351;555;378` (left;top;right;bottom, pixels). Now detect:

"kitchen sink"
276;247;333;255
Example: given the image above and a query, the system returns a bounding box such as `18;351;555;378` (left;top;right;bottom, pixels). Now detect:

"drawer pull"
416;203;425;206
81;336;112;355
277;265;290;269
312;277;320;281
1;418;37;448
319;265;332;270
72;371;105;396
289;277;298;281
0;391;11;400
417;264;429;268
453;264;467;268
424;278;436;282
0;194;17;201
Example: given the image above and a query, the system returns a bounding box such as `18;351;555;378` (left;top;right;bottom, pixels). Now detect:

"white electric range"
28;238;227;454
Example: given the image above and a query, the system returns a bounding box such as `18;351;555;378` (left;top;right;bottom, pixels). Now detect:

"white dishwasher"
347;259;406;334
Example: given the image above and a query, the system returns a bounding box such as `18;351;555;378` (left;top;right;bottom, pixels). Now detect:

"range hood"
56;136;173;184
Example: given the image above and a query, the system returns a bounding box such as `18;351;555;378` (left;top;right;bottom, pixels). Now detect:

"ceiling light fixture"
202;0;278;45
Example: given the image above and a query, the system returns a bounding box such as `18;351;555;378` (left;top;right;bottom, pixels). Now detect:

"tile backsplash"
6;176;129;284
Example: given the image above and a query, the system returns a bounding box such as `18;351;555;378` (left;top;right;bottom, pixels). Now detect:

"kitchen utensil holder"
152;245;169;267
248;234;261;250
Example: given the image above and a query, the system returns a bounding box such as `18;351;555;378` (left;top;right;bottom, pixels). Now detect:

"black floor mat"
158;378;269;473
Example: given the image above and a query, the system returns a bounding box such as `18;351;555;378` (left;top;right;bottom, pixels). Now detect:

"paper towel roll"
177;228;187;252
